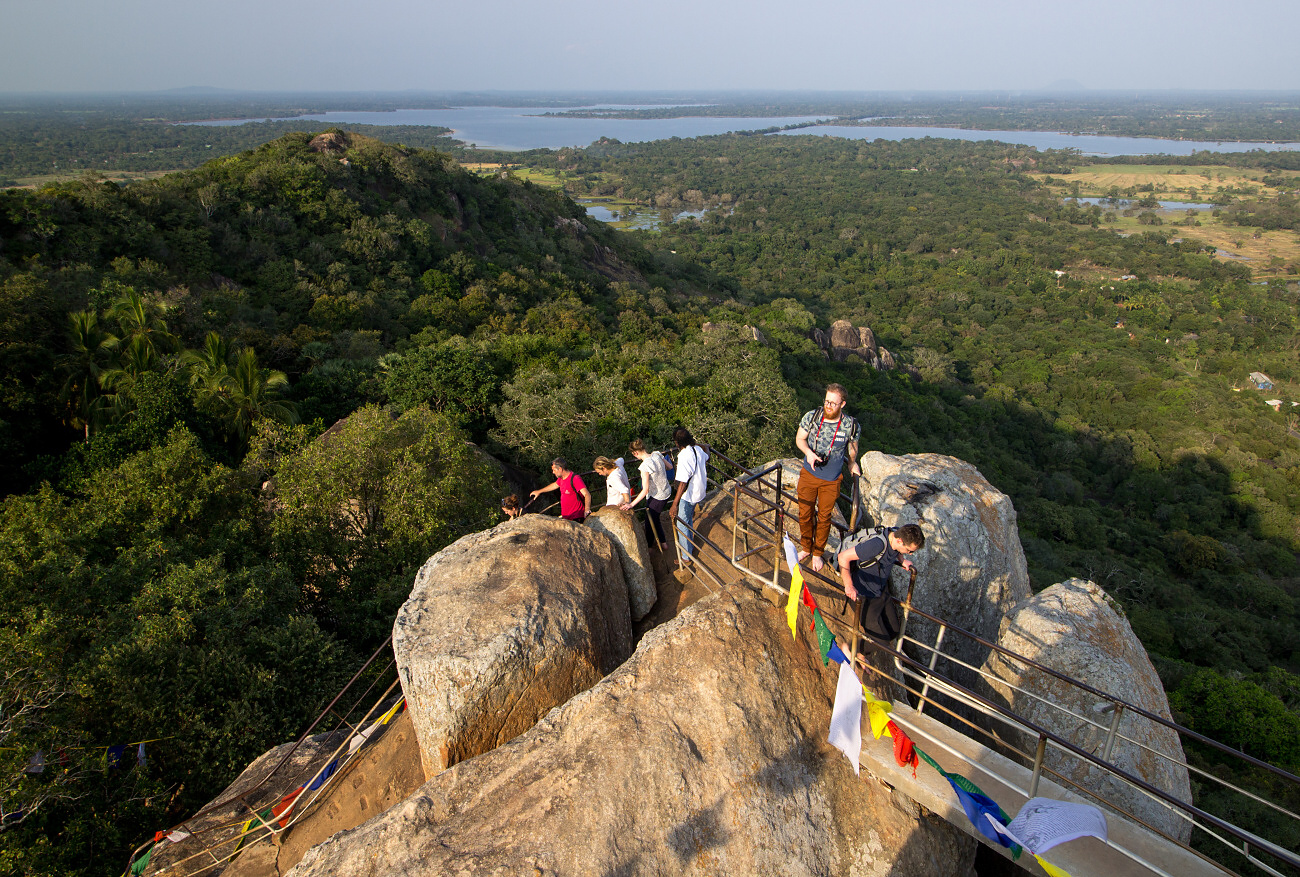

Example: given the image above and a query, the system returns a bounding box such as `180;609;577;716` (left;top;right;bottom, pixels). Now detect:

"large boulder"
585;505;657;620
856;452;1031;691
290;587;976;877
979;579;1194;842
829;319;861;350
393;516;632;779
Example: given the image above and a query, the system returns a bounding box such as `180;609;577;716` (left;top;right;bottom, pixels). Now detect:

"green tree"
250;405;504;641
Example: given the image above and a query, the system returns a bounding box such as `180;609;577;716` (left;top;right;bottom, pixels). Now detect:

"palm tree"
179;331;232;415
59;310;113;439
224;348;298;444
104;288;178;362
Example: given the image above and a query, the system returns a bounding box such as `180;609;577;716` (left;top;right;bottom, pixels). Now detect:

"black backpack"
837;527;902;643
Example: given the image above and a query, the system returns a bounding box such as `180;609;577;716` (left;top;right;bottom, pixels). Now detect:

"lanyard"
816;411;843;456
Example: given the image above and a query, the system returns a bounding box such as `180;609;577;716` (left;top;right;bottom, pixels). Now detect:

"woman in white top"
593;456;632;507
621;438;674;549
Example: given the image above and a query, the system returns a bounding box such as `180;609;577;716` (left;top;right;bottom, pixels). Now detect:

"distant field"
1032;164;1300;200
9;169;177;189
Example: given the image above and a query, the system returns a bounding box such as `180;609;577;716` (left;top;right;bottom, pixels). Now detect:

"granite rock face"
585;505;657;621
290;587;977;877
393;515;632;779
856;452;1031;689
980;578;1194;842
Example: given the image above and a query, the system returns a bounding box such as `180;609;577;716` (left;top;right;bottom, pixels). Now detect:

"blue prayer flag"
107;744;127;770
828;641;850;665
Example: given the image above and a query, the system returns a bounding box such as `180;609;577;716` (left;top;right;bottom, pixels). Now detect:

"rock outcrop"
856;452;1031;690
290;588;977;877
979;579;1194;842
809;320;895;369
143;728;349;876
585;505;657;620
393;516;632;779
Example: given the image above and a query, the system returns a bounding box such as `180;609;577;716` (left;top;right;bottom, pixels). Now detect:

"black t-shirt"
842;529;899;600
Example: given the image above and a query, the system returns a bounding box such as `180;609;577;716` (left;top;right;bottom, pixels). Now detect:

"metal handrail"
709;451;1300;875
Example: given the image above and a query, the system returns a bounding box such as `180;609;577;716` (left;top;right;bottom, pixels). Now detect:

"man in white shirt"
669;427;710;566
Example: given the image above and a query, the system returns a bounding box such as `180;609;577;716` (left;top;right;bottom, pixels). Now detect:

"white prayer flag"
1003;797;1108;854
828;660;864;775
165;830;190;843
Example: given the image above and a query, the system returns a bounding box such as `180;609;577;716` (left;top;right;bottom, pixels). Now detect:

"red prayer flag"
888;721;919;778
801;584;817;611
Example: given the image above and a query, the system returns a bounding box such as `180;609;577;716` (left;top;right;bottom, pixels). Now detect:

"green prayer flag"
812;609;835;666
129;848;152;877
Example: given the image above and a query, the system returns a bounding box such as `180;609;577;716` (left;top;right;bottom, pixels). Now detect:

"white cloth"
828;660;864;775
639;451;673;501
988;797;1108;855
675;445;709;504
605;457;632;505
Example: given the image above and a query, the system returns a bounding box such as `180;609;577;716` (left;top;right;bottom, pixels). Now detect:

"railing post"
1102;703;1126;762
1029;734;1048;798
772;466;784;594
915;622;947;716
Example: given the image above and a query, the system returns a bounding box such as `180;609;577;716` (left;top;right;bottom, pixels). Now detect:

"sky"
3;0;1298;94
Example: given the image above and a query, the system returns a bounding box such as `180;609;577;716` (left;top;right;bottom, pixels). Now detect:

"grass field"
1034;163;1300;278
1032;164;1300;202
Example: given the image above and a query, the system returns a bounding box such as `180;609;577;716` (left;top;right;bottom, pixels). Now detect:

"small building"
1265;399;1283;411
1249;372;1275;390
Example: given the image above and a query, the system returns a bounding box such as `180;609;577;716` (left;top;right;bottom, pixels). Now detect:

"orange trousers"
797;467;842;558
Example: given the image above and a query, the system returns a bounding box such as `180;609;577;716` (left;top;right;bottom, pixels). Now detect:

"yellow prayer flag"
862;688;894;739
1035;854;1073;877
782;536;803;641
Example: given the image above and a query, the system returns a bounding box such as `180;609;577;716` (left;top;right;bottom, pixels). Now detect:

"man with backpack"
837;524;925;641
794;383;861;572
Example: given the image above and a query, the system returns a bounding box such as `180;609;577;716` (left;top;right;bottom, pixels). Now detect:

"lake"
190;106;826;151
774;125;1300;157
193;107;1300;156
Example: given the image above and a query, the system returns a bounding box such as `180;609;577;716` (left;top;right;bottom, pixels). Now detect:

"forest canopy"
0;125;1297;875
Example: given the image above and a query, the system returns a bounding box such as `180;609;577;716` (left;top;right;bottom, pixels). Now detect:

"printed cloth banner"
782;536;804;640
801;584;817;612
827;641;850;665
828;660;864;775
24;750;44;775
307;758;339;791
128;847;152;876
888;721;919;776
1034;854;1074;877
988;797;1108;855
862;690;893;740
106;744;127;770
812;609;835;665
912;741;1019;858
137;742;147;767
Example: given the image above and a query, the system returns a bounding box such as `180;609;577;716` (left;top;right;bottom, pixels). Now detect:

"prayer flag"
828;661;864;775
24;750;44;775
862;690;893;740
1003;797;1107;855
165;830;190;843
307;758;339;791
827;641;850;665
946;777;1014;852
106;744;127;770
888;721;919;776
1035;854;1074;877
801;584;817;611
812;609;835;665
137;742;147;767
128;847;152;877
782;536;804;640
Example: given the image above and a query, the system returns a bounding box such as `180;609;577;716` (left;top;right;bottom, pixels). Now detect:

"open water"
192;106;1300;156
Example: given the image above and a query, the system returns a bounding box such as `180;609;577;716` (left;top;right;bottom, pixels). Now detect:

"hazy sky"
3;0;1298;93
